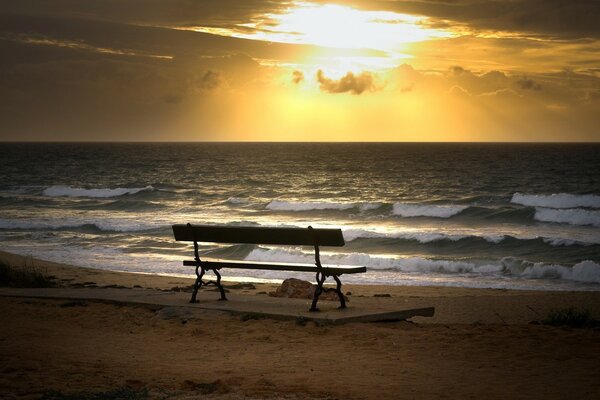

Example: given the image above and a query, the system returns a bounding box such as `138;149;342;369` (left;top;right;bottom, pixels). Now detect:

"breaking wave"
43;185;154;198
512;193;600;209
534;207;600;227
343;229;598;246
244;247;600;284
266;199;382;212
343;229;502;244
228;196;600;227
226;197;253;205
392;203;468;218
0;218;160;233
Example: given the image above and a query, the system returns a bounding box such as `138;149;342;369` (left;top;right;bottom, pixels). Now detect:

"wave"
77;199;166;212
0;218;161;233
244;247;600;283
360;202;384;211
265;199;382;212
534;207;600;227
263;199;600;228
343;229;503;244
229;196;598;228
226;197;253;205
520;260;600;283
392;203;467;218
512;193;600;209
344;228;600;246
42;185;154;198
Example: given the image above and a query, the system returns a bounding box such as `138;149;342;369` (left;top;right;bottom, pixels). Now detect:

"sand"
1;250;600;399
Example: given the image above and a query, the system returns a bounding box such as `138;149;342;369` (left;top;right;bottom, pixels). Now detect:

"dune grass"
542;307;598;328
0;259;55;288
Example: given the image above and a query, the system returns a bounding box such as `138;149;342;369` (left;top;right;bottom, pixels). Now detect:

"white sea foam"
534;207;600;227
484;235;507;244
42;185;153;198
343;229;471;243
511;193;600;209
226;197;252;205
392;203;467;218
344;229;598;246
244;247;600;283
542;237;579;246
245;248;506;275
266;200;353;211
359;202;384;211
522;261;600;283
245;248;412;271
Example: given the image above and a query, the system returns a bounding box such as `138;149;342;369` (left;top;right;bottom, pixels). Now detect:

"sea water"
1;142;599;290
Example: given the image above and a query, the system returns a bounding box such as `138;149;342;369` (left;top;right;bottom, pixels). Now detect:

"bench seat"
183;259;366;275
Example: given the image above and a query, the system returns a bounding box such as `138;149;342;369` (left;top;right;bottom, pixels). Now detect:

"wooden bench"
172;224;367;311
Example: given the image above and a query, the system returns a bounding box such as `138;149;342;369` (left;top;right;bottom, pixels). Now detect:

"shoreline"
0;248;589;296
3;248;598;293
2;249;600;325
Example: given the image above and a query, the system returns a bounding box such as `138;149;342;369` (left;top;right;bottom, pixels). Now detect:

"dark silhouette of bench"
172;224;367;311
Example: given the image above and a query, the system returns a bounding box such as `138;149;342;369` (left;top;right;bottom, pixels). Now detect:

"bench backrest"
172;224;345;247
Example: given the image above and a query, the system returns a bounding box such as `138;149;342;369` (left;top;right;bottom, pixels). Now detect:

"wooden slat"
182;259;366;275
172;224;345;246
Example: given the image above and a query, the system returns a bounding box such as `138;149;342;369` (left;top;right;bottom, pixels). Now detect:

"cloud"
0;0;290;30
316;69;376;95
516;77;542;90
348;0;600;39
479;88;522;99
450;66;468;76
198;70;223;90
448;85;470;97
291;70;304;84
2;32;173;60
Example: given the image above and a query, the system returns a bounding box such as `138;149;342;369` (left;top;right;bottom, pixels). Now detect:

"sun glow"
187;2;451;64
257;3;449;50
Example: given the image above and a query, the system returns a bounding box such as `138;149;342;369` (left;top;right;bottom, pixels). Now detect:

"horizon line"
1;140;600;144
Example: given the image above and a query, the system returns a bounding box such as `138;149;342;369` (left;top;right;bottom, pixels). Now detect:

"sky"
0;0;599;142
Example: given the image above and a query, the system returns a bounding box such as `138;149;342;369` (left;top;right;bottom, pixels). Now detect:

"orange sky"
0;0;599;141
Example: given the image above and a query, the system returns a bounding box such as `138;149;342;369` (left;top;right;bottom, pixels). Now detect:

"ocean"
1;142;599;290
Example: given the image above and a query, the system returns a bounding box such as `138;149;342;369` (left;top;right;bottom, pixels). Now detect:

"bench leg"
333;275;346;309
190;265;205;303
214;269;227;301
309;272;326;312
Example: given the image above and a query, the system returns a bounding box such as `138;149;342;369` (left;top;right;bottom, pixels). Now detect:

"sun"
261;2;449;51
187;1;451;71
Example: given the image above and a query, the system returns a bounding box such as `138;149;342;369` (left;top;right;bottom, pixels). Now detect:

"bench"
172;224;367;311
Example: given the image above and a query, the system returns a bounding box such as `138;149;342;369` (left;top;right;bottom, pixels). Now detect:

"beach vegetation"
542;307;598;328
0;260;55;288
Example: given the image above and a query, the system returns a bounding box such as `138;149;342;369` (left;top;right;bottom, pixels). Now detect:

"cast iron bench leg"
333;275;346;309
214;269;227;301
190;265;205;303
309;271;326;312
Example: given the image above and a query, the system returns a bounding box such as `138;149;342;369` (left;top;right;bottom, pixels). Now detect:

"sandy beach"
1;250;599;399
